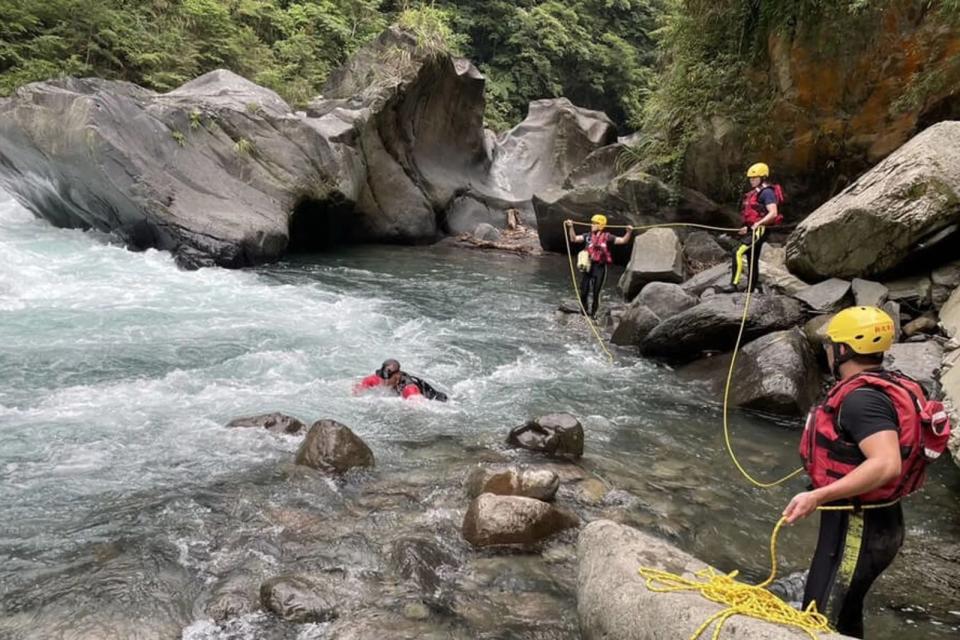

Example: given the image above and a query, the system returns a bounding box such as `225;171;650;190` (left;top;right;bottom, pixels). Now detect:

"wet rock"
793;278;852;313
225;412;306;435
802;315;833;346
884;274;933;308
884;342;944;395
388;538;458;601
472;223;501;242
634;282;698;320
571;478;609;505
680;263;730;297
295;419;375;473
577;520;855;640
683;231;727;270
206;574;258;623
786;122;960;280
610;303;660;347
507;413;584;460
940;286;960;338
641;293;805;362
325;610;459;640
882;300;903;341
461;494;579;547
851;278;889;308
464;466;560;501
618;228;684;300
903;312;939;338
260;575;338;623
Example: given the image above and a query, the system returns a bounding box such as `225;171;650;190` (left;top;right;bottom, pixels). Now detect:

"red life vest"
586;231;613;264
799;370;952;504
741;184;785;226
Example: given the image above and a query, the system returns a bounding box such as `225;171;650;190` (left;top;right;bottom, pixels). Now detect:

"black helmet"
377;359;400;379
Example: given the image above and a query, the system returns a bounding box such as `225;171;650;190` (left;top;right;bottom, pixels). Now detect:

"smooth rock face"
464;466;560;501
618;228;684;299
610;303;660;347
641;294;805;361
461;494;579;547
730;329;822;414
786;122;960;280
260;575;338;623
884;341;944;395
506;413;584;459
792;278;852;313
940;286;960;338
634;282;698;320
851;279;889;308
226;412;306;434
295;420;374;473
577;520;854;640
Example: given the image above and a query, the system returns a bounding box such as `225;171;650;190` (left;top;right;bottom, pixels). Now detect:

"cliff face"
684;2;960;213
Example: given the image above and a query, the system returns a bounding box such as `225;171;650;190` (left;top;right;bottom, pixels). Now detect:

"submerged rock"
388;537;459;604
577;520;854;640
507;413;584;460
260;575;339;623
464;466;560;501
461;493;579;547
226;412;306;434
295;419;375;473
786;122;960;280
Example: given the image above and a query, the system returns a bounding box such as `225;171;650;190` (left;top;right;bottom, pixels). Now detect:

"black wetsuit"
801;387;904;638
579;261;607;317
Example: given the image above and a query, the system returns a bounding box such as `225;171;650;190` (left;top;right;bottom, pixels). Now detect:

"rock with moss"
786;122;960;280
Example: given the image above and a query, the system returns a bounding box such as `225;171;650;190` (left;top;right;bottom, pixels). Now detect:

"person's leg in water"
802;505;904;638
590;263;607;317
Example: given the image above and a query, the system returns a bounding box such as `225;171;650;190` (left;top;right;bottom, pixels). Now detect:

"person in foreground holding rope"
564;215;632;317
783;306;951;638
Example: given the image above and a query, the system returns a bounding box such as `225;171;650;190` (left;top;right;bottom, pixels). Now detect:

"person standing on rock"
565;215;632;317
354;359;448;401
720;162;784;294
782;306;951;638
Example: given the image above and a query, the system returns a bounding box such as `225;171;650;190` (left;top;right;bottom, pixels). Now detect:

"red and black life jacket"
586;231;613;265
799;370;951;504
741;184;785;226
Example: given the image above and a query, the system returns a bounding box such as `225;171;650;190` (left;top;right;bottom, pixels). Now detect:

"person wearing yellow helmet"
564;215;633;317
720;162;785;294
782;306;944;637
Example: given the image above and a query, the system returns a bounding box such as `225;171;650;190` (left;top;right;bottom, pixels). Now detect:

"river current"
0;192;957;639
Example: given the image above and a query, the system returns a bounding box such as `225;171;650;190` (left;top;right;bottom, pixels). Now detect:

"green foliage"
171;130;186;146
396;2;466;55
233;137;254;154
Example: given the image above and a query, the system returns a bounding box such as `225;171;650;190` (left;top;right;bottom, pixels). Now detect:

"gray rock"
940;286;960;337
802;315;833;346
932;260;960;307
295;419;375;473
464;466;560;501
260;575;338;623
635;282;698;320
903;312;939;338
680;263;730;297
793;278;852;313
388;538;458;603
226;412;306;434
461;494;579;547
577;520;854;640
618;228;685;299
884;274;933;308
884;342;944;395
882;300;903;342
730;328;822;415
325;610;459;640
759;245;809;296
641;294;805;361
206;574;258;623
610;303;660;347
786;121;960;280
851;279;889;308
472;222;501;242
683;231;727;269
507;413;584;460
940;349;960;467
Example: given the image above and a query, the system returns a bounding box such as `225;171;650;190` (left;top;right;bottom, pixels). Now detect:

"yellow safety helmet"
591;214;607;228
746;162;770;178
825;306;895;355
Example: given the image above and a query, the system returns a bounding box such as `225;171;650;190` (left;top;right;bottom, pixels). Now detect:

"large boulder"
618;228;684;299
461;493;579;547
884;341;944;395
225;412;306;434
506;413;584;460
758;245;809;296
641;294;805;361
295;419;375;473
680;263;730;297
932;259;960;307
260;575;339;623
940;286;960;337
792;278;852;313
786;122;960;280
634;282;698;320
940;349;960;467
682;231;727;270
534;165;734;256
851;279;889;308
577;520;854;640
610;303;660;347
464;466;560;501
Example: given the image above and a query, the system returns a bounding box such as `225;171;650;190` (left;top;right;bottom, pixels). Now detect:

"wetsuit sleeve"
837;388;899;444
